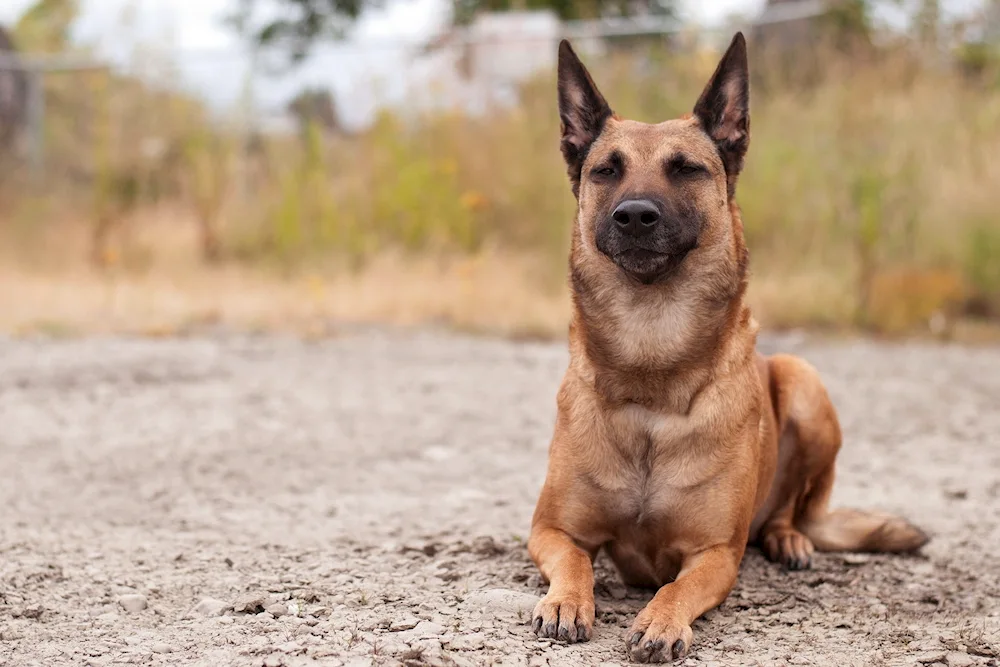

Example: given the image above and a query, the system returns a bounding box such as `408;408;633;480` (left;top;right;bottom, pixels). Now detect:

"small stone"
266;603;289;617
264;656;284;667
412;621;445;636
390;616;420;631
915;652;947;665
217;616;234;625
233;594;267;614
295;589;322;603
150;643;174;654
397;620;446;642
842;554;871;566
21;606;44;620
945;653;975;667
193;597;231;617
117;594;148;614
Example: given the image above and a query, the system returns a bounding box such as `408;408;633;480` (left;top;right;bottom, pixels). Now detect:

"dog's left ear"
558;39;613;197
693;32;750;196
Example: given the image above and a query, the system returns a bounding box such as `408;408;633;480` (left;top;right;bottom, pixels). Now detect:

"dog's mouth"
612;247;690;284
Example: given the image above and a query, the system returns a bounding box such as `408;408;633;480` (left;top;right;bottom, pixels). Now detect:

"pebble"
842;553;871;566
263;656;283;667
945;653;974;667
412;621;445;635
233;594;266;614
193;597;230;617
463;589;539;617
117;594;148;614
150;643;174;654
266;603;289;617
390;615;420;631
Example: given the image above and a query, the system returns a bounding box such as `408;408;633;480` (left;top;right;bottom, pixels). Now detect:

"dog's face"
558;34;750;285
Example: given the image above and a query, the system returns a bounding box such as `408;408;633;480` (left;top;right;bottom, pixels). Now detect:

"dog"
527;32;930;664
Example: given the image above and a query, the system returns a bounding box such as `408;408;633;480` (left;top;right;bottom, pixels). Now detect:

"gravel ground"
1;329;998;667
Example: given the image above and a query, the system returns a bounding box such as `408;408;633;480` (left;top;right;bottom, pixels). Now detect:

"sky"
0;0;988;129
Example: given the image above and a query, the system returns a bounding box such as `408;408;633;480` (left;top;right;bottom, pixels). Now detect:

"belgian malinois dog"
527;33;930;663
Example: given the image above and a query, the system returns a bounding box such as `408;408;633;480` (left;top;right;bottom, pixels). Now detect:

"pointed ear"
558;39;612;197
693;32;750;196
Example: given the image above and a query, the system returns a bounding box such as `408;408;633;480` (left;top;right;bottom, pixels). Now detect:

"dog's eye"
593;167;616;177
676;164;703;176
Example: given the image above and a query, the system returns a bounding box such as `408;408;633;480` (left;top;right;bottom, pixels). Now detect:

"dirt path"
1;330;998;667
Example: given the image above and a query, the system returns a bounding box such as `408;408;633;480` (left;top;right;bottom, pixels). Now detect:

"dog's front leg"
626;544;741;663
527;525;596;643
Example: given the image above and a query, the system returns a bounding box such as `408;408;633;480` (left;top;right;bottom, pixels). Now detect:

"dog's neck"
567;201;756;412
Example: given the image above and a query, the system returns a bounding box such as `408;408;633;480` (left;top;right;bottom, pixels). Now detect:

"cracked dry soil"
1;330;998;667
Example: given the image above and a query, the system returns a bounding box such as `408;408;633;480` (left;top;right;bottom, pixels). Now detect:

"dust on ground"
1;329;998;667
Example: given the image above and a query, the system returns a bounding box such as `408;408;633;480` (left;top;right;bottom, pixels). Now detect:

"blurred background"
0;0;998;341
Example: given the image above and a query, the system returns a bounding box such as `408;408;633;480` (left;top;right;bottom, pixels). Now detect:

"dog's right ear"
558;39;612;197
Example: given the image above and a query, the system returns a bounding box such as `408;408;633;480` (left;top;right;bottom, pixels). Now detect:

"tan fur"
528;35;929;663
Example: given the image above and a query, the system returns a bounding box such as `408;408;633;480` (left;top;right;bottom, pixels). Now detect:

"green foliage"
231;0;679;61
13;0;78;53
227;0;373;63
965;223;1000;315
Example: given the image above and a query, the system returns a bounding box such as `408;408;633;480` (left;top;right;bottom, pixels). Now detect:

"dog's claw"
531;616;542;633
629;631;643;647
672;639;686;659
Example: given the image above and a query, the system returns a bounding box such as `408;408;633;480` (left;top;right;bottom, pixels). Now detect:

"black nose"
612;199;661;237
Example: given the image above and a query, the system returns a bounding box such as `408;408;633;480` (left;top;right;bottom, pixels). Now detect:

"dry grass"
3;39;1000;341
0;213;570;338
3;214;994;343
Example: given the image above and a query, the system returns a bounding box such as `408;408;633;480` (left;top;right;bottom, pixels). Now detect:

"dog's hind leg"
759;355;928;569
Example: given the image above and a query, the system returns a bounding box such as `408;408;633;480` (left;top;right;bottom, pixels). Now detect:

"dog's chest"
596;403;720;525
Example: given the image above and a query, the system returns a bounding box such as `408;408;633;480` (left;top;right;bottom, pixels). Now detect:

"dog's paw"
531;592;594;644
625;607;693;663
762;527;814;571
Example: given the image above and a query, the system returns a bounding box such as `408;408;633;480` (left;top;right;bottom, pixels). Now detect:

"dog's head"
558;34;750;286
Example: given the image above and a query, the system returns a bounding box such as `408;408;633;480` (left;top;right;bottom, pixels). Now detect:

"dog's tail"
801;507;929;554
